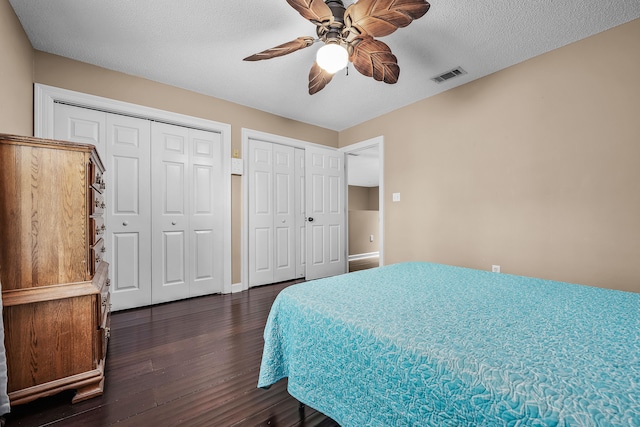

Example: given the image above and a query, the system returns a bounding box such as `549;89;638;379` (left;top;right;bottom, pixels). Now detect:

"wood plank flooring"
348;256;379;272
3;281;340;427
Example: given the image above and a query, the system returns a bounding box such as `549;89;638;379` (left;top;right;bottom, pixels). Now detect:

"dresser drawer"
91;239;106;275
90;217;106;245
91;191;106;216
91;168;106;195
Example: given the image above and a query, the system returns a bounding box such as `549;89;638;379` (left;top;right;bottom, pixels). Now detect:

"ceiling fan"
243;0;431;95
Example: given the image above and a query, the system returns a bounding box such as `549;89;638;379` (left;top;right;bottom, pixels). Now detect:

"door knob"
172;221;177;225
307;217;314;222
123;221;128;226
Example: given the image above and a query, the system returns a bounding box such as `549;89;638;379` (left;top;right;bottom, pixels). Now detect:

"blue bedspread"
258;262;640;426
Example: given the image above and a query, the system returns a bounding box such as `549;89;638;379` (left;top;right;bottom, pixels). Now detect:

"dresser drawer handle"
100;246;106;253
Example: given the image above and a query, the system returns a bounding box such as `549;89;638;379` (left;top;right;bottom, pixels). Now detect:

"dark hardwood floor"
348;256;379;272
3;281;340;427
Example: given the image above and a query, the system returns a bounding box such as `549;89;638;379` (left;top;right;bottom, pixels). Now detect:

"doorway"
341;136;384;271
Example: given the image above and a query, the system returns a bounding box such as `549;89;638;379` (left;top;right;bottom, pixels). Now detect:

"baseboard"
348;252;380;261
231;282;244;293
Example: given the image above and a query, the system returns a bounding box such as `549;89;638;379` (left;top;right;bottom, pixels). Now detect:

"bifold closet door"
54;104;153;309
151;122;223;304
106;114;152;309
52;103;226;309
248;139;297;287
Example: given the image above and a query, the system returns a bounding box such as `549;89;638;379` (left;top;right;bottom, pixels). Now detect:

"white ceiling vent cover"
431;67;467;83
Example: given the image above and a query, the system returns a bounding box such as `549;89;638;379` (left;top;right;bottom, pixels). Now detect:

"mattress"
258;262;640;426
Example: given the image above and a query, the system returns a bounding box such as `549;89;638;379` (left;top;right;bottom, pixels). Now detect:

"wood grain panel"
0;142;90;290
4;296;95;391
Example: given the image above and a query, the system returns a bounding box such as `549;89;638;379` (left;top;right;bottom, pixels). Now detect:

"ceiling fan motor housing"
317;0;347;44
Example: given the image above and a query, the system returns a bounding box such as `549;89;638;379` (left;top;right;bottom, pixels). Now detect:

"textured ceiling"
9;0;640;131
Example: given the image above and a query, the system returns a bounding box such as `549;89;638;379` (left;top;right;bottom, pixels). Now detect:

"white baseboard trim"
348;252;380;261
230;282;244;294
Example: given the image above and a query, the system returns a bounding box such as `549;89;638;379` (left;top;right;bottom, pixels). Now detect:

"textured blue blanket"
258;262;640;426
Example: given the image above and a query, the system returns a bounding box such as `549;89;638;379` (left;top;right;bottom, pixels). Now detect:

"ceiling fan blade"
344;0;430;38
286;0;334;24
309;62;334;95
350;36;399;84
243;36;316;61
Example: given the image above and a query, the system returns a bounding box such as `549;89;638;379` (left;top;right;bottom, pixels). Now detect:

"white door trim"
241;128;342;291
340;136;385;267
34;83;233;294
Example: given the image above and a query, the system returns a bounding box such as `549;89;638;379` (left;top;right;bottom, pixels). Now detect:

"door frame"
241;128;344;291
340;136;385;267
34;83;233;293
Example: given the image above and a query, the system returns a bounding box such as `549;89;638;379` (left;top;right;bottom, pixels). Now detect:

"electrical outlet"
492;265;501;273
392;192;401;202
370;234;374;242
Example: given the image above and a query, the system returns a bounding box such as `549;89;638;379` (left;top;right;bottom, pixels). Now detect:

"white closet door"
305;145;347;280
151;122;190;304
189;128;224;297
294;148;306;278
106;114;152;310
273;143;296;282
53;103;106;158
248;139;274;286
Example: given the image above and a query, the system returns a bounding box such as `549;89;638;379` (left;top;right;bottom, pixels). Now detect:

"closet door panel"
295;148;306;278
53;103;106;158
107;114;152;310
152;123;190;304
273;144;296;282
189;129;223;297
248;139;274;286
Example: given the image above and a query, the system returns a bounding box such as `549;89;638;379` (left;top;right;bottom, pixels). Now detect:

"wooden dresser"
0;134;110;405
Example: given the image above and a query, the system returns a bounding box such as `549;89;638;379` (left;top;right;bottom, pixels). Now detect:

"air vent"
431;67;467;83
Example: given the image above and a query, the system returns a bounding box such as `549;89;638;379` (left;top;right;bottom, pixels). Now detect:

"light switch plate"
231;158;243;175
392;192;401;202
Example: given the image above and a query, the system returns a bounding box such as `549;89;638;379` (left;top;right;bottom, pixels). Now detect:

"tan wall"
349;186;380;255
0;0;33;135
349;211;379;255
349;186;369;210
340;19;640;293
367;187;379;211
33;51;339;284
348;186;379;210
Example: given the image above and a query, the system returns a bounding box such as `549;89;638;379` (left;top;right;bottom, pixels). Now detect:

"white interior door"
273;143;296;282
305;145;347;280
248;139;297;286
53;103;106;157
248;139;274;286
294;148;306;278
106;114;152;309
151;122;190;304
44;87;231;305
189;128;224;297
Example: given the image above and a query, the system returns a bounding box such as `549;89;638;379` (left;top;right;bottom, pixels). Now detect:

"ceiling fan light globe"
316;44;349;74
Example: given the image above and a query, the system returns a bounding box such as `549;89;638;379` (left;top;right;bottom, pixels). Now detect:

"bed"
258;262;640;426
